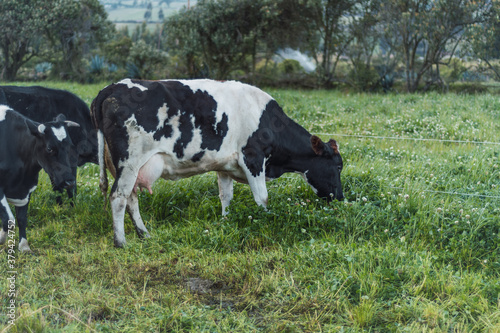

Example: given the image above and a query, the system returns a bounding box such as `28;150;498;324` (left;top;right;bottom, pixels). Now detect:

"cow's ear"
54;114;67;122
311;135;325;155
26;119;45;137
327;139;339;155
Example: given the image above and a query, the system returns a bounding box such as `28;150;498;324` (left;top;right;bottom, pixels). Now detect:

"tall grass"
1;82;499;332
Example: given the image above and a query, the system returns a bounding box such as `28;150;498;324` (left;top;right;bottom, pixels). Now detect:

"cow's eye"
46;146;54;154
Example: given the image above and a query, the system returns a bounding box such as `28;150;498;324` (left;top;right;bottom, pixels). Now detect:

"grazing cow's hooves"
0;229;7;245
114;240;126;248
18;239;32;253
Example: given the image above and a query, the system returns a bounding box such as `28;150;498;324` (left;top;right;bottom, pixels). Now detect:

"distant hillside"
100;0;196;22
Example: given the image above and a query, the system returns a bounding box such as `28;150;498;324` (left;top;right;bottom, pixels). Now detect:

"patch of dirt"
186;278;227;294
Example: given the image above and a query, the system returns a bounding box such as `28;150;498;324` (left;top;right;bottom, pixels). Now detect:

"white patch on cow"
162;79;272;141
119;78;148;91
302;170;318;194
0;196;15;245
52;126;67;141
0;105;10;121
156;103;169;130
6;186;37;207
183;116;203;157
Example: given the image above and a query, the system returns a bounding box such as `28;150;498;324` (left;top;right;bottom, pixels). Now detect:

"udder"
134;154;164;194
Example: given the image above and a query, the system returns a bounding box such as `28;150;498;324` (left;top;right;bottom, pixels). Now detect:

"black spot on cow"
160;81;228;158
191;151;205;162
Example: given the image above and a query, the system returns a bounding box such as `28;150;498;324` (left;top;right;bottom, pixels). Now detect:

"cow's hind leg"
126;192;150;239
217;172;234;215
0;192;15;246
15;203;31;252
109;170;138;248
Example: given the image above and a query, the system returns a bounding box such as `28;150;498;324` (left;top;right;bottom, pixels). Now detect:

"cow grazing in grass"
91;79;344;248
0;106;80;252
0;85;98;202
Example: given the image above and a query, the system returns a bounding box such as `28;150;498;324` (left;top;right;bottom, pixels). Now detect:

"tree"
463;2;500;80
344;0;383;90
300;0;356;86
0;0;51;81
144;2;153;22
127;40;167;78
379;0;491;92
44;0;113;81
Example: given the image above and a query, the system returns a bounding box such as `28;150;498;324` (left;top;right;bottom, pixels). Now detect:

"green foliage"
1;83;499;331
126;40;168;79
278;59;304;75
348;63;380;92
0;0;51;81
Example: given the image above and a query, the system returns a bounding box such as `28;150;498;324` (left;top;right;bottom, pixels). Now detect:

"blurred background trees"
1;0;500;92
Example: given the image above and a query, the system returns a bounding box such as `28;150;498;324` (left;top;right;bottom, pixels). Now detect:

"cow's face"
305;136;344;201
27;114;80;190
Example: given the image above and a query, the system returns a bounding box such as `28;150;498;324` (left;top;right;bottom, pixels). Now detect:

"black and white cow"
0;85;98;201
0;105;80;252
91;79;344;247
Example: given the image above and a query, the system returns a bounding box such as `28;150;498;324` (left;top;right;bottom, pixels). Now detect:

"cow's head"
305;135;344;201
26;114;80;190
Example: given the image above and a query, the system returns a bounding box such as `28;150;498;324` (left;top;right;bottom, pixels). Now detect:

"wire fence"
314;133;500;146
310;132;500;200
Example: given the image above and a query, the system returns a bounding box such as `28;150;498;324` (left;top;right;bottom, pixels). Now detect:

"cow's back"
93;79;275;161
0;85;97;165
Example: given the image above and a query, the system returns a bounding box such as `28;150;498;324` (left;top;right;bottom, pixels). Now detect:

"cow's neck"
266;117;315;178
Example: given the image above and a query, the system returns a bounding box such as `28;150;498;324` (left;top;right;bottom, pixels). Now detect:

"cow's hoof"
0;229;6;245
139;232;151;239
18;239;32;253
114;239;126;248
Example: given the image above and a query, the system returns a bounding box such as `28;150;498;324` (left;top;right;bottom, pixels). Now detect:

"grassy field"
1;81;499;332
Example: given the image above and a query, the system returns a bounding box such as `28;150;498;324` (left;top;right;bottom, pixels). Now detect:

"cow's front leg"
217;172;234;215
15;203;31;252
0;192;15;245
126;192;150;239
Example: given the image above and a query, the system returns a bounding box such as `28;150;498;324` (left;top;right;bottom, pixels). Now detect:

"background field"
1;82;499;332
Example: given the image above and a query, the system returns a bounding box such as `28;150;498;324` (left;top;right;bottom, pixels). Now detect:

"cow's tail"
90;88;112;209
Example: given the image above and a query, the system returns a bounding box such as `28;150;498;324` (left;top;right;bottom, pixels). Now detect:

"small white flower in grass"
287;198;291;201
465;214;470;219
484;260;487;264
384;229;388;233
459;209;464;214
361;295;370;300
248;216;253;220
362;197;367;202
436;207;442;213
454;221;459;224
380;193;385;197
204;229;209;234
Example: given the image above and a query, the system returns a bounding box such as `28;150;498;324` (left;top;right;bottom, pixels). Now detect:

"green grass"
1;83;499;332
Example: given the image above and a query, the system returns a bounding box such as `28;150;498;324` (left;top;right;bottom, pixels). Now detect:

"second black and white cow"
91;79;344;247
0;106;80;252
0;85;98;201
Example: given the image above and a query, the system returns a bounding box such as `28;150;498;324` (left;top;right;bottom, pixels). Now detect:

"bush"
348;63;380;92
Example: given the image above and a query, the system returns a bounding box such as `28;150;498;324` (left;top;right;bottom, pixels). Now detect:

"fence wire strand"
314;133;500;146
